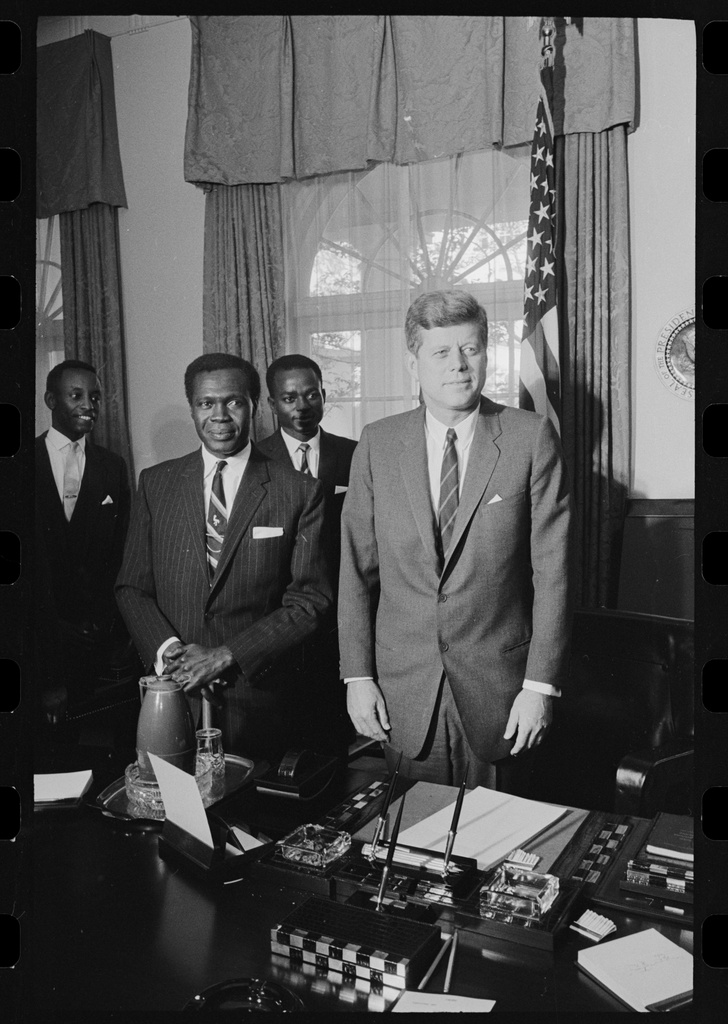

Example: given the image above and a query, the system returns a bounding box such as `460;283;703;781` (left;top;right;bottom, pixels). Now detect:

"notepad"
577;928;692;1012
392;991;495;1012
34;770;93;803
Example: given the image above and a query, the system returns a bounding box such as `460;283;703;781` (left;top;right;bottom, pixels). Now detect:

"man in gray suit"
338;291;573;791
116;353;332;760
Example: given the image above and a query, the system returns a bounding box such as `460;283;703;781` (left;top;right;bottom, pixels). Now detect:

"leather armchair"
532;609;694;816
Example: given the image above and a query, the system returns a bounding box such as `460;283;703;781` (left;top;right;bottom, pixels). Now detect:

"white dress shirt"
45;426;87;502
345;408;559;697
155;442;252;673
280;427;321;478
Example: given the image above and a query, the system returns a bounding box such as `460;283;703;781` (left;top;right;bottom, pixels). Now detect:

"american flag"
519;65;561;431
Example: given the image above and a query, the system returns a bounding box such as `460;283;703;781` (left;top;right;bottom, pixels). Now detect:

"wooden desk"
25;751;693;1014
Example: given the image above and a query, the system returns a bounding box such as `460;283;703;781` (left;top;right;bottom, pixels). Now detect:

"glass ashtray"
124;761;214;820
277;823;351;869
479;863;559;921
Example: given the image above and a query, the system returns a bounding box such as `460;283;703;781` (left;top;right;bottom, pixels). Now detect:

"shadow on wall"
149;404;198;467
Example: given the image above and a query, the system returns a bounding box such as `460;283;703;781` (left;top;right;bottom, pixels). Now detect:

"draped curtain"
202;183;286;440
36;30;133;476
559;127;632;608
59;204;134;475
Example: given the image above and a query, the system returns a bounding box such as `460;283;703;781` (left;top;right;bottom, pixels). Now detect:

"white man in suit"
35;359;133;723
258;354;358;759
115;353;332;761
339;291;574;792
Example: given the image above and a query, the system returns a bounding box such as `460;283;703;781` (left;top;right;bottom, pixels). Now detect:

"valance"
37;30;127;218
184;15;636;186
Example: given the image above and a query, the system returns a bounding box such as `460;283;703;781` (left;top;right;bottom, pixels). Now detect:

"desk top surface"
23;748;694;1015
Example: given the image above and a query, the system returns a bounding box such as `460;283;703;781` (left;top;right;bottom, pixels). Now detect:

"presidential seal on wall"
655;308;695;400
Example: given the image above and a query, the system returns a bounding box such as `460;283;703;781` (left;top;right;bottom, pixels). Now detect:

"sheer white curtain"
281;145;531;439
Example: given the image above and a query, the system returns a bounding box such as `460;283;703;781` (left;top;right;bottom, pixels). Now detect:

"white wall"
629;19;695;498
38;16;696;494
112;20;205;475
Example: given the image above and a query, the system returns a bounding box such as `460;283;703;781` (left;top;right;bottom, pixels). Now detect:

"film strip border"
696;10;728;1007
1;7;31;1022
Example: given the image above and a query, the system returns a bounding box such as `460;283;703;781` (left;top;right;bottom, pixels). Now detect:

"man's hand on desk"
346;678;391;742
165;642;236;704
503;689;553;755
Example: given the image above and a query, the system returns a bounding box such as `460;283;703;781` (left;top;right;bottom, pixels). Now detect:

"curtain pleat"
202;184;287;440
559;126;631;608
59;204;134;479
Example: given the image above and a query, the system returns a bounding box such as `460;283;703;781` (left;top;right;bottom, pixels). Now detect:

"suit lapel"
69;441;105;545
400;407;440;568
208;446;269;599
179;450;209;581
317;428;336;491
36;435;67;534
442;397;502;573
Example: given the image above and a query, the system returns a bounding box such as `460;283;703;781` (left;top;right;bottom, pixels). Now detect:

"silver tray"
90;754;257;830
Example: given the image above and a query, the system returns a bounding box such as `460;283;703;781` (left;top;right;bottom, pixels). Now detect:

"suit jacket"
256;427;358;588
35;433;131;638
115;444;332;757
338;397;574;764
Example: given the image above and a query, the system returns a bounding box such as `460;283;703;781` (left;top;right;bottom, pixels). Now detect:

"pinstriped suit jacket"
115;444;332;756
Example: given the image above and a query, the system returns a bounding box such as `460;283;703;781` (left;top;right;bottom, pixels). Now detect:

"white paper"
148;753;214;849
397;786;566;871
231;826;265;852
34;770;93;802
578;928;693;1011
392;991;495;1013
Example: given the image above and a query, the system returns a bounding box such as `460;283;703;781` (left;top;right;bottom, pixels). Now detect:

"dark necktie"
437;428;459;563
206;460;228;577
298;443;311;475
63;440;82;521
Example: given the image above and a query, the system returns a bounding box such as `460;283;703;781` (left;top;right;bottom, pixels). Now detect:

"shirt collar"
47;426;88;452
201;441;251;477
425;405;479;447
280;426;321;458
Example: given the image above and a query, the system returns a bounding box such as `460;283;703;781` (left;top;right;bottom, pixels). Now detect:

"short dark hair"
184;353;261;410
405;290;488;354
45;359;98;395
266;354;323;396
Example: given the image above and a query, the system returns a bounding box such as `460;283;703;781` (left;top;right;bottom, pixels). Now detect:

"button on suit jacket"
338;397;574;764
115;444;332;759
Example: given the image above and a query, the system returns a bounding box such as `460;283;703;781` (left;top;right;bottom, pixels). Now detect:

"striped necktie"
298;443;311;475
62;440;82;521
206;460;228;577
437;428;459;564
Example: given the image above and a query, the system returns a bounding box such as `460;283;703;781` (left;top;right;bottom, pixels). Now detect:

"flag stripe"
519;63;561;432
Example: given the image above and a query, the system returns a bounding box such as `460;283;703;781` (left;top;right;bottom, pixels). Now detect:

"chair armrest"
615;739;693;817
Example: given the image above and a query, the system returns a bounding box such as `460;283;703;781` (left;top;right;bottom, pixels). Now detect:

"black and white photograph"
3;7;726;1020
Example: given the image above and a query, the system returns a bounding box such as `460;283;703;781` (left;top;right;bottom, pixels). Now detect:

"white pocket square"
252;526;283;539
487;494;503;504
335;485;348;495
101;495;114;505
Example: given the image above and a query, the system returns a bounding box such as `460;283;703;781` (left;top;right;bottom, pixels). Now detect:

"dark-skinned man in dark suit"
258;354;357;760
36;359;133;727
116;353;332;761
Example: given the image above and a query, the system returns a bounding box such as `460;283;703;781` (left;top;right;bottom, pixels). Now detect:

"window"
283;146;530;438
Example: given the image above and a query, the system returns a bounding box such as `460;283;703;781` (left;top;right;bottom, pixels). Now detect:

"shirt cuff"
155;636;182;676
522;678;561;697
343;676;375;685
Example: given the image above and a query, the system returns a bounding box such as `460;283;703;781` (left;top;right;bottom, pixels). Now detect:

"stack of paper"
397;787;566;872
34;770;93;803
577;928;692;1011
